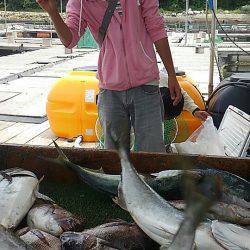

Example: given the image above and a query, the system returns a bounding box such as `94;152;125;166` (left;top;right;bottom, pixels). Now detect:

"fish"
27;203;84;237
170;200;250;225
110;127;224;250
48;141;250;204
0;168;41;229
153;169;250;202
167;175;221;250
0;225;32;250
16;227;61;250
211;220;250;249
60;220;158;250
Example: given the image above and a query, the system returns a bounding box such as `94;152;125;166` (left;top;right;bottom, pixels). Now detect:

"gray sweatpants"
97;84;165;153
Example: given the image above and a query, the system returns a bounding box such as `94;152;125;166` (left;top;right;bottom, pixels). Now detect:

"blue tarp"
208;0;214;10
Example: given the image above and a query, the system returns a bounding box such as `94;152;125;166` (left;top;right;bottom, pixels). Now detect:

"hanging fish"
166;174;221;250
110;127;224;249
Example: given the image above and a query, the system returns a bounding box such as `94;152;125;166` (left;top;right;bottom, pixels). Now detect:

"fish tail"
38;141;80;174
53;140;70;164
108;124;131;161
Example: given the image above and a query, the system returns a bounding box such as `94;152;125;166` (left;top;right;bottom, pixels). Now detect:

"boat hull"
0;144;249;182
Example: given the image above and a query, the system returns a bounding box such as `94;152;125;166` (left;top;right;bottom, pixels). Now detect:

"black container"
207;73;250;128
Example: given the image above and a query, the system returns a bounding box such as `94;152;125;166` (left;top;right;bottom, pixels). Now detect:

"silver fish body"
0;168;38;229
211;221;250;250
17;227;61;250
0;225;32;250
27;204;84;237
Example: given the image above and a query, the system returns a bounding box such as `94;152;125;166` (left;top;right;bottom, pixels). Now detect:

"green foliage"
159;0;250;11
0;0;68;11
241;5;250;13
0;0;249;11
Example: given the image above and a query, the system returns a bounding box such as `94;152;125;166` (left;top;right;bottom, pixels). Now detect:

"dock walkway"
0;40;224;148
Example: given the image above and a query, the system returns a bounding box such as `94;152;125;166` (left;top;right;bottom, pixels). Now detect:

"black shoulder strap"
98;0;119;46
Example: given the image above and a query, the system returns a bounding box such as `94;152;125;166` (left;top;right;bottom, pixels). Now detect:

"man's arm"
155;38;181;105
140;0;181;105
36;0;72;47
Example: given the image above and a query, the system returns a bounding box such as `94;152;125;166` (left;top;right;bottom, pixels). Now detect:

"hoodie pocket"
140;42;154;63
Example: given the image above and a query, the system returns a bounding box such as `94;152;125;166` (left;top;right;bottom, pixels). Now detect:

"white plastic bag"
173;117;226;156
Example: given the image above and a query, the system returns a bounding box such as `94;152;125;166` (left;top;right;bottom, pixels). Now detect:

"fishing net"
163;118;178;146
95;117;179;151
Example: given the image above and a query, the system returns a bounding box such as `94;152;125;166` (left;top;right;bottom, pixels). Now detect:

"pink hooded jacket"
65;0;167;90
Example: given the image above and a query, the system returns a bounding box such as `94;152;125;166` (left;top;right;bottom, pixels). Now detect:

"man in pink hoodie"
37;0;182;152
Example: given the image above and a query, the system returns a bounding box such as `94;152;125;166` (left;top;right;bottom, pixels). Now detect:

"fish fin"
159;246;168;250
35;191;55;203
37;140;70;167
53;140;70;163
96;237;118;249
211;221;248;250
113;182;128;211
107;219;128;225
32;175;44;198
107;122;131;161
222;193;250;209
112;196;127;211
31;229;51;247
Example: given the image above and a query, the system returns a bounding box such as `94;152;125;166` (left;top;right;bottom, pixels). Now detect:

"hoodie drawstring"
78;0;83;36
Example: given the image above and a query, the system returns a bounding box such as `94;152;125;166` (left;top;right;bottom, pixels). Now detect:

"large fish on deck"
27;203;85;237
60;220;158;250
170;200;250;225
0;169;41;229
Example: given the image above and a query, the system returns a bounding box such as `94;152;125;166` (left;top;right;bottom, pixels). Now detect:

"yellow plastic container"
47;69;205;143
46;70;99;142
175;75;205;142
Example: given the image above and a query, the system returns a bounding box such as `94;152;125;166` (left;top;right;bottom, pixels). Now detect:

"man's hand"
36;0;73;47
194;110;210;121
36;0;58;14
168;76;182;106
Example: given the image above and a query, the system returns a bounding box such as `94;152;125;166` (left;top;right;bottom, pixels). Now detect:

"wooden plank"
27;128;57;146
54;137;98;149
81;142;99;149
53;138;75;148
6;121;50;144
0;121;16;131
0;123;33;143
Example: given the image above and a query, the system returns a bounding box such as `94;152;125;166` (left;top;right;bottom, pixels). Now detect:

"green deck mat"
40;181;131;229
